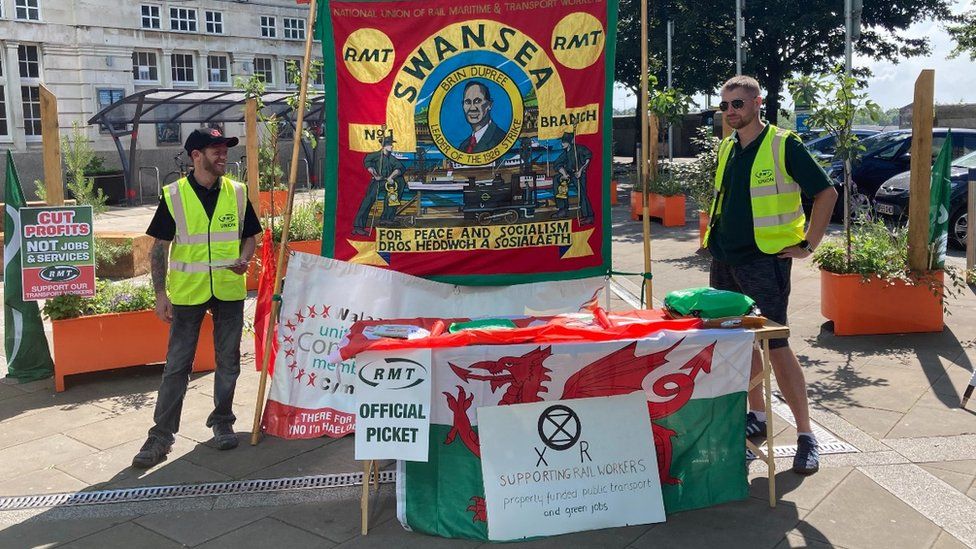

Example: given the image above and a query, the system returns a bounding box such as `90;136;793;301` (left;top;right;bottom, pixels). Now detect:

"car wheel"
948;206;967;250
834;189;871;221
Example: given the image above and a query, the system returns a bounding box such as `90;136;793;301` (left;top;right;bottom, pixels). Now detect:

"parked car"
819;128;976;219
874;148;976;250
803;129;881;162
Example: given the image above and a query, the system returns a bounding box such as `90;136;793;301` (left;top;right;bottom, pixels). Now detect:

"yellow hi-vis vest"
703;125;806;255
162;176;247;305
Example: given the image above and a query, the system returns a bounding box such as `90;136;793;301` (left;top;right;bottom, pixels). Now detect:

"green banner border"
318;0;617;286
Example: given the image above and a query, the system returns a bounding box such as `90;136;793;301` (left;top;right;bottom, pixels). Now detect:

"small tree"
235;74;284;192
796;66;882;267
643;75;692;191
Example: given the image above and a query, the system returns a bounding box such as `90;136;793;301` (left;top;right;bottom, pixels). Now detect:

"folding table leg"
762;338;776;508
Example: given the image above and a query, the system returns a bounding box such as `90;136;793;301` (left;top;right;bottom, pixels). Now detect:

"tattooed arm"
151;239;173;322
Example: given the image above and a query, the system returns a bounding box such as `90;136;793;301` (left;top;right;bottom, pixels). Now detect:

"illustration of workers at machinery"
351;119;595;232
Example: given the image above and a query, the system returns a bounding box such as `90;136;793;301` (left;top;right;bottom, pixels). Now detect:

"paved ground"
1;183;975;548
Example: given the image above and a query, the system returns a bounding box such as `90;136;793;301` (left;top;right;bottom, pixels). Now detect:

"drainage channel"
747;391;860;460
0;470;396;512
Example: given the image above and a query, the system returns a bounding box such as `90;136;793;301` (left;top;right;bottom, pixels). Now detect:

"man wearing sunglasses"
703;76;838;475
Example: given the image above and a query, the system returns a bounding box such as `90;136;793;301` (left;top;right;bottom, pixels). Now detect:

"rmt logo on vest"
217;213;236;230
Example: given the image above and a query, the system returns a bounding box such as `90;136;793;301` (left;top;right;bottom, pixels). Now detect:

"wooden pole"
39;85;64;206
639;0;651;308
251;0;318;445
907;70;935;273
967;168;975;272
245;98;260;209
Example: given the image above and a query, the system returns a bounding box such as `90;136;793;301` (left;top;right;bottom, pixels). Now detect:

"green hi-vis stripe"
403;393;748;540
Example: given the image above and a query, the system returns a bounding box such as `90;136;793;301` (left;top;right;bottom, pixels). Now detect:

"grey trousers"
148;298;244;444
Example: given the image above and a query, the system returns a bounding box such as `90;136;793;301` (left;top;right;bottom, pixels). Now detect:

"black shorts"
709;256;792;349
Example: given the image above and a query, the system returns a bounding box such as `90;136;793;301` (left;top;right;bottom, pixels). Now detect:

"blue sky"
613;1;976;111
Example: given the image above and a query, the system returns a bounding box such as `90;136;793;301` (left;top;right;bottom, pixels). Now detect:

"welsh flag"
372;322;754;540
3;151;55;382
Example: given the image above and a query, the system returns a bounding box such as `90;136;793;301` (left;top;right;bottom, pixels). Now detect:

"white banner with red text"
261;252;603;439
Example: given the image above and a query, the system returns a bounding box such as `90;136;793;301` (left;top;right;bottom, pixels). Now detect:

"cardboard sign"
19;206;95;301
354;348;432;461
477;393;666;541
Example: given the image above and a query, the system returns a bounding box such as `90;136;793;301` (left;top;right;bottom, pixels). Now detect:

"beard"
201;155;226;177
728;109;756;129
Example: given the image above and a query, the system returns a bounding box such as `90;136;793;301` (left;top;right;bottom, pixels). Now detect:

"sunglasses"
718;99;750;112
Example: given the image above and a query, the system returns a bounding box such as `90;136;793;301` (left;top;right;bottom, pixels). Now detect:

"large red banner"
319;0;618;285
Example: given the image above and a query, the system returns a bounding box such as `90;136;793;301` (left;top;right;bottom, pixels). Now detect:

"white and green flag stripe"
397;329;755;540
4;151;54;382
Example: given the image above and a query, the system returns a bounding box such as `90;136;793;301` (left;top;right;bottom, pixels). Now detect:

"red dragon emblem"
442;338;717;524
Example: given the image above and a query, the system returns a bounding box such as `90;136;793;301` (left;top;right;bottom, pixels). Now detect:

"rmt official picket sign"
354;348;433;461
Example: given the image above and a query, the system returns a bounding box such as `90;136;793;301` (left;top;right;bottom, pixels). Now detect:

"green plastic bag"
664;287;756;319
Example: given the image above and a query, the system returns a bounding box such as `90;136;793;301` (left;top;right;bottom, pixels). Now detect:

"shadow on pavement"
804;324;973;410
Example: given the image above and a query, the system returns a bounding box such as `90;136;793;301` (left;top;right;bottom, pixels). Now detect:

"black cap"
380;136;396;146
184;128;239;154
560;131;575;144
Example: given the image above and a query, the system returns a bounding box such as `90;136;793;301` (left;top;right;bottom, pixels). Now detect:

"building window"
18;45;41;79
0;57;8;138
16;0;40;20
260;16;276;38
140;5;160;29
312;60;324;86
283;59;300;88
205;11;223;34
132;51;159;82
21;86;41;136
97;88;126;133
283;18;305;40
0;85;8;137
171;53;195;84
254;57;273;85
207;55;229;84
169;7;197;32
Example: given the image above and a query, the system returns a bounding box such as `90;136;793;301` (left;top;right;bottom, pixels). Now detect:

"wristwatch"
798;239;815;253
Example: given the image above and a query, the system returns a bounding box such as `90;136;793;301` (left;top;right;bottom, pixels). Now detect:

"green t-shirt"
708;125;832;265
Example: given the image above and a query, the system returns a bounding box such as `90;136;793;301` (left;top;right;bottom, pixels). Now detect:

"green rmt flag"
928;131;953;269
4;151;54;382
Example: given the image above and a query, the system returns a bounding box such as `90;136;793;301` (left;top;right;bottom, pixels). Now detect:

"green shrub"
270;200;324;242
813;218;910;281
43;280;155;320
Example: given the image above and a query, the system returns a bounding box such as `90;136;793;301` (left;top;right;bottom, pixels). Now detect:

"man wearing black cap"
353;136;405;235
133;128;262;468
553;131;594;224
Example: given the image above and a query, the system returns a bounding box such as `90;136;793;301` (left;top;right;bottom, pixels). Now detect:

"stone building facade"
0;0;322;198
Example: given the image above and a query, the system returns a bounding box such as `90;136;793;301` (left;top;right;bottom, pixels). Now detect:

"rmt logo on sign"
534;404;591;467
357;357;427;390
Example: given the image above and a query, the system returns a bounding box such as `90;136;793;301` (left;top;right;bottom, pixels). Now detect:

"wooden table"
748;321;791;508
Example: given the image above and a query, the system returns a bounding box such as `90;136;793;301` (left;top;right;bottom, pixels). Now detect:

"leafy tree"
947;9;976;60
614;0;954;124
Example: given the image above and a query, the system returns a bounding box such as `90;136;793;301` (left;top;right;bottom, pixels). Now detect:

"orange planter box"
820;269;944;336
247;239;322;291
259;190;289;217
698;210;710;249
630;192;686;227
52;309;216;392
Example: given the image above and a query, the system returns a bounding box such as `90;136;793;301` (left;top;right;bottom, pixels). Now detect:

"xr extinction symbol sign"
534;403;588;467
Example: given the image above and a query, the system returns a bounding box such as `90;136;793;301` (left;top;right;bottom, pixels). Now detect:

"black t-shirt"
708;126;831;265
147;171;262;241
